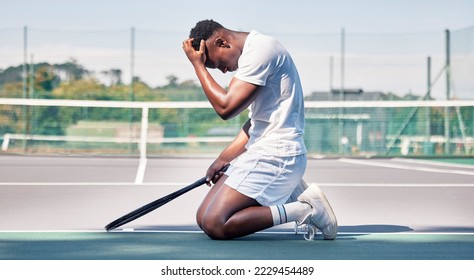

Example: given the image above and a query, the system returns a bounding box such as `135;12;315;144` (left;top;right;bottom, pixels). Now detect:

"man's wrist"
193;63;206;73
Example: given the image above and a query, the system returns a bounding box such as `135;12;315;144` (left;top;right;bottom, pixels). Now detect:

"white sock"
269;202;311;226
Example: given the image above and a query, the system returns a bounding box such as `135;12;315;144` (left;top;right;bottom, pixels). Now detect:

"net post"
338;27;345;155
424;56;432;155
139;106;149;160
22;26;28;151
134;106;149;185
444;29;451;154
128;26;136;152
1;134;11;151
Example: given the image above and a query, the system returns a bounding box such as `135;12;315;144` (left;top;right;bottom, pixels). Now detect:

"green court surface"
1;232;473;260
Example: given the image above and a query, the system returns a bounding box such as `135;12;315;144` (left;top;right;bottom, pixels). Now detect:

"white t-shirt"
234;30;306;156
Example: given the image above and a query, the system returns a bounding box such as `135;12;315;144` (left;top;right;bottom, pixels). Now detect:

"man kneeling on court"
182;20;337;240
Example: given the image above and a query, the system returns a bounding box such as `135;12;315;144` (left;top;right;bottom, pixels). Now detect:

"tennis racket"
105;164;229;231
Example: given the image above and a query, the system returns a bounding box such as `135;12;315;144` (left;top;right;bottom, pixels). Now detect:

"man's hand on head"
182;38;207;67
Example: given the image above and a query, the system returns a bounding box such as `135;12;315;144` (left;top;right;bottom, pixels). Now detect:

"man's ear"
214;37;230;48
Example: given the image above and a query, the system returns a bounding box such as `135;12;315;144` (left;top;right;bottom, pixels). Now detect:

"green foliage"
0;60;237;139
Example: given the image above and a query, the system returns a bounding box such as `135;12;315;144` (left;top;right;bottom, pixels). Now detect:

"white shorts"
224;152;307;206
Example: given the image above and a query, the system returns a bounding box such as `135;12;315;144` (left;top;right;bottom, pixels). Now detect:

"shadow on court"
138;224;415;234
1;230;473;260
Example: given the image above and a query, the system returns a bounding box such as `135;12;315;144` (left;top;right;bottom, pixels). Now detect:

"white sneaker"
297;184;338;240
286;179;309;203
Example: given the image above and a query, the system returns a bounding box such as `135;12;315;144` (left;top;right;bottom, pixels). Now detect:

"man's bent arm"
193;64;258;120
183;38;258;120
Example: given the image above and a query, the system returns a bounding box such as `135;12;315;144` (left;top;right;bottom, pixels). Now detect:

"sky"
1;0;473;98
1;0;473;33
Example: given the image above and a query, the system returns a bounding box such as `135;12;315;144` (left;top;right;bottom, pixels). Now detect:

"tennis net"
0;98;473;157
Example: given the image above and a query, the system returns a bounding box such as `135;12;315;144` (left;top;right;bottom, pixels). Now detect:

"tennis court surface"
0;155;473;260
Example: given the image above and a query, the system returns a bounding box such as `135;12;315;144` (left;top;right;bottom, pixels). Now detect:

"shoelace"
295;214;317;241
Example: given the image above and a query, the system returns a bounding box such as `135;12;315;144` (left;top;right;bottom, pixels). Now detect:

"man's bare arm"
182;38;258;120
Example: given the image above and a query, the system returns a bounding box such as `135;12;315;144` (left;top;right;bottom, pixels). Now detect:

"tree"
52;78;106;100
53;59;89;81
35;66;60;91
101;68;123;86
0;65;24;87
165;75;179;88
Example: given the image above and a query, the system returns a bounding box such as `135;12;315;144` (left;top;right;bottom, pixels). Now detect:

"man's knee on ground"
201;214;230;240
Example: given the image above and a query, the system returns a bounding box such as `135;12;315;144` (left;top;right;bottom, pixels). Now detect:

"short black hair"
189;19;224;50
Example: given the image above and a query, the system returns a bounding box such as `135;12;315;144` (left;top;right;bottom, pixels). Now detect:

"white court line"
1;182;473;187
392;158;474;169
0;182;186;186
134;158;147;184
0;229;472;235
319;183;474;187
339;158;474;176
